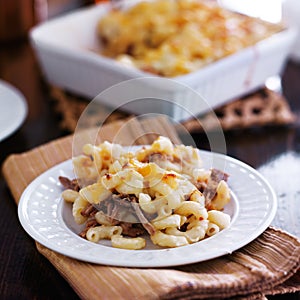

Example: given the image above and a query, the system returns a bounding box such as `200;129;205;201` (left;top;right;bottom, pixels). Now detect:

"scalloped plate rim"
18;149;277;267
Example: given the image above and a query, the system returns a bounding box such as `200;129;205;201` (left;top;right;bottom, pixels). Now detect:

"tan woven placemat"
183;89;297;132
50;87;296;133
2;116;300;300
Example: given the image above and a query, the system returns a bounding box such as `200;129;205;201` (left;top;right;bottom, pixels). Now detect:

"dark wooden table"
0;37;300;299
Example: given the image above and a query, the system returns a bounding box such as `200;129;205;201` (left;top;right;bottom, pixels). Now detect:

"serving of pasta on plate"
59;136;231;250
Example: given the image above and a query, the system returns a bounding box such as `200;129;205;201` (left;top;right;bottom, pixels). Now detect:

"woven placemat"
2;115;300;300
50;86;296;133
183;89;297;132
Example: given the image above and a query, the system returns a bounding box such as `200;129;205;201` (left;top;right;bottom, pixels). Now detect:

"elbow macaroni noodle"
61;136;232;250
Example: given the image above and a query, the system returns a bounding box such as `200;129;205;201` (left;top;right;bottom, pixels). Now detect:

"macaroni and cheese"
97;0;284;77
60;136;231;250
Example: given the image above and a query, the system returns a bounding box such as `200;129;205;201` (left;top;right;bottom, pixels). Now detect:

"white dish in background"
18;149;277;267
30;2;297;121
0;80;27;142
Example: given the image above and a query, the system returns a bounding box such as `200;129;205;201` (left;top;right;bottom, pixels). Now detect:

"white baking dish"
30;2;297;121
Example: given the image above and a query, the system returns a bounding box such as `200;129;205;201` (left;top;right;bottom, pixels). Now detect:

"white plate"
18;150;277;267
0;80;28;142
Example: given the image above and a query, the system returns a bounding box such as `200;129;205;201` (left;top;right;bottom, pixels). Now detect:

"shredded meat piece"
108;203;122;223
81;204;98;217
79;219;98;238
104;195;136;223
130;199;156;236
112;194;134;208
203;168;229;207
120;223;146;237
93;193;156;236
194;181;207;193
110;195;156;235
106;202;114;216
59;176;80;192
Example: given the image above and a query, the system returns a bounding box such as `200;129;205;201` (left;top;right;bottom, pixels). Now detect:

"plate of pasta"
18;136;277;267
